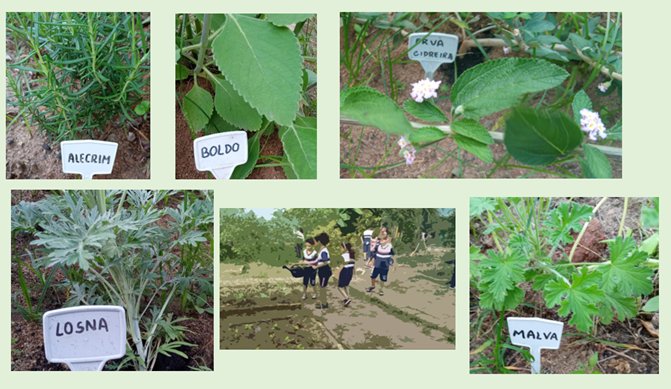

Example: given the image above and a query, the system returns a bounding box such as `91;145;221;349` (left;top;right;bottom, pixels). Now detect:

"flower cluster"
579;109;607;141
397;136;416;165
410;78;441;103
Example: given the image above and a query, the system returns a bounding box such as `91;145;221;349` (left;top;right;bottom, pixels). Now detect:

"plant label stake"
507;317;564;374
193;131;248;179
43;306;126;371
61;140;118;180
408;33;459;80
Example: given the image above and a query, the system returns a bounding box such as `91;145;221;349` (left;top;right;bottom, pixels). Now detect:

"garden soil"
470;197;659;374
10;191;214;371
5;21;152;180
340;15;622;179
220;251;455;350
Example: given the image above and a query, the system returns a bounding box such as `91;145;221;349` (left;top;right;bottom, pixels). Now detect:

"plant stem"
193;14;211;76
618;197;628;237
569;197;609;262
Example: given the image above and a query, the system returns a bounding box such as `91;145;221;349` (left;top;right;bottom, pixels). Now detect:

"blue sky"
245;208;277;220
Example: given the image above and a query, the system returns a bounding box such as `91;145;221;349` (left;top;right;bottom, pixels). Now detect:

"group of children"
296;228;394;309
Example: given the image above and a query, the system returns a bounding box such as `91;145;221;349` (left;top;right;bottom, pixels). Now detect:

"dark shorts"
318;266;332;287
338;266;354;288
302;266;316;287
371;267;389;282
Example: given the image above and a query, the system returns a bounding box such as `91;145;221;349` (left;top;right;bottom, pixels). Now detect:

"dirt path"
220;261;455;349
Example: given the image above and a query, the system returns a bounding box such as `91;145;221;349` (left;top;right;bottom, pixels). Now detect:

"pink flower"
410;78;441;103
503;46;510;55
397;136;408;149
403;146;416;165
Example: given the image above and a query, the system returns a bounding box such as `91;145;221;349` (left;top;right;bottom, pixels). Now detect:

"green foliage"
176;13;317;179
341;86;413;135
544;202;593;246
504;108;583;166
452;58;568;119
408;127;446;143
571;351;602;374
403;99;448;122
11;190;214;371
6;12;150;142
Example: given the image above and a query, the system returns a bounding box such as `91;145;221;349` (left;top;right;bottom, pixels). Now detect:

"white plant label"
43;306;126;371
193;131;248;179
61;140;118;180
507;317;564;374
408;33;459;80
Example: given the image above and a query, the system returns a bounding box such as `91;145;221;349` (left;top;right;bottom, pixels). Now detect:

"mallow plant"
469;197;658;373
340;12;622;178
176;14;317;179
10;190;213;371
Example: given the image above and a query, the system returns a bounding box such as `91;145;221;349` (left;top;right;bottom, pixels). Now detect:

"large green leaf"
582;144;612;178
598;286;638;325
469;197;496;217
211;75;263;132
408;127;445;143
544;267;604;332
451;119;494;144
607;120;622;140
182;83;213;132
279;121;317;179
402;99;447;122
598;237;653;296
213;14;303;127
265;14;314;26
451;58;568;119
231;132;261;179
340;86;412;135
504;108;583;166
452;134;493;163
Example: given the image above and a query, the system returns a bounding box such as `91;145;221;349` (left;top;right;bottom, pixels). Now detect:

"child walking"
366;234;394;296
338;242;356;306
299;238;318;300
313;233;332;309
361;228;374;269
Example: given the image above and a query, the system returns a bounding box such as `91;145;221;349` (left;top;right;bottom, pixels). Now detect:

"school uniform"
338;252;355;288
363;230;374;261
302;249;317;287
371;242;394;282
317;247;332;287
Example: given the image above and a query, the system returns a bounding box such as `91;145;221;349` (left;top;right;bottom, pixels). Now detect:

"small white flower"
503;46;510;55
410;78;441;103
523;44;530;51
598;83;607;93
397;136;408;149
579;109;608;141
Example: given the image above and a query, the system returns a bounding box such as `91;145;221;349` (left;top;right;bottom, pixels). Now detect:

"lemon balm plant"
340;12;622;178
6;12;150;142
10;190;213;371
176;14;317;179
469;198;658;374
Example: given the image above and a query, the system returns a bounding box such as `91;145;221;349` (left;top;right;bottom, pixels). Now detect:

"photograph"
220;208;455;349
340;12;622;178
469;197;659;374
175;14;317;179
10;190;214;371
6;12;151;179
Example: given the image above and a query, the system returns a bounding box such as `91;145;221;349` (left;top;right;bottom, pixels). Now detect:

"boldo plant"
6;12;150;142
176;13;317;179
11;190;213;371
